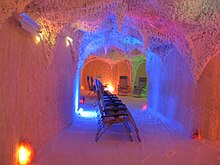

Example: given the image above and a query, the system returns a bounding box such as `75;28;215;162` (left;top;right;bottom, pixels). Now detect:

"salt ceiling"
0;0;220;80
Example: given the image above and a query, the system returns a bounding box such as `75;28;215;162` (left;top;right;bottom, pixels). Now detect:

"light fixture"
79;96;85;104
104;84;114;93
17;13;42;44
34;35;41;44
141;103;148;110
65;36;73;47
19;13;41;35
192;129;202;140
79;107;84;114
17;140;35;165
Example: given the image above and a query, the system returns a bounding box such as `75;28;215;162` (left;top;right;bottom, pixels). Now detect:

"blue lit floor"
33;91;220;165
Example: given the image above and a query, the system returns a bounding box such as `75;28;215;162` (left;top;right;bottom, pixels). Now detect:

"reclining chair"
133;77;147;97
95;79;141;142
87;75;96;95
117;76;129;96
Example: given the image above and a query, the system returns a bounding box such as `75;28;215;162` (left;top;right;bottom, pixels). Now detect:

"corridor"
33;94;220;165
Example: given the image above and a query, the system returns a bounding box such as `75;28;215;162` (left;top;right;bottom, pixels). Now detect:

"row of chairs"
87;75;147;97
95;79;141;142
118;76;147;97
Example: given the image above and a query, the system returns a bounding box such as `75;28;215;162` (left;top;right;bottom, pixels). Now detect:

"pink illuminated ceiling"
0;0;220;80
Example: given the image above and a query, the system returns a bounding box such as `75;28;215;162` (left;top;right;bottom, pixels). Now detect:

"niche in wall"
196;53;220;140
134;61;147;96
81;56;132;93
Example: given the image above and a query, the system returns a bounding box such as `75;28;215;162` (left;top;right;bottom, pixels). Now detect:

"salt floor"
33;93;220;165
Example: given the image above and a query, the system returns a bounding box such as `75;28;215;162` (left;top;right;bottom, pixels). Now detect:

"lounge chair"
95;80;141;142
133;77;147;97
117;76;129;96
87;75;96;95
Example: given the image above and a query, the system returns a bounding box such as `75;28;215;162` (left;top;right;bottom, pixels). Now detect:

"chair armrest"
101;113;128;118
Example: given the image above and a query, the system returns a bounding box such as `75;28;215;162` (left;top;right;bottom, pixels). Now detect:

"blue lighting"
147;49;162;112
84;38;105;56
79;107;83;113
20;13;40;29
79;110;97;118
74;67;81;112
123;36;143;45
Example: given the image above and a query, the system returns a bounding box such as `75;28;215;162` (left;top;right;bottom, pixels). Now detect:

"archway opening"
80;55;132;95
196;52;220;140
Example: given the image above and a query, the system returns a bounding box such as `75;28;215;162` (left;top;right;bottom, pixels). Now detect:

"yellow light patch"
17;141;35;165
34;35;41;44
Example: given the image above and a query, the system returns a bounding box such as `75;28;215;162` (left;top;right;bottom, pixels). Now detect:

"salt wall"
147;44;195;136
195;52;220;140
0;18;75;165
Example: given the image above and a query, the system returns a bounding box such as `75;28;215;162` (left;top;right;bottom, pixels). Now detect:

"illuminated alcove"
81;57;112;91
195;52;220;140
81;55;132;94
130;54;148;97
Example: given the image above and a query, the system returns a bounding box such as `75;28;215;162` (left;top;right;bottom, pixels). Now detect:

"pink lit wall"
195;52;220;140
0;18;75;165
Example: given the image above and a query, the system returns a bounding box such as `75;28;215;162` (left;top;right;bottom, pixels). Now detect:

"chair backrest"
138;77;147;88
96;89;104;114
87;75;91;90
90;76;94;86
119;76;128;88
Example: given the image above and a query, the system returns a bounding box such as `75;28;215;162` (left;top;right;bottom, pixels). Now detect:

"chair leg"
125;112;141;142
127;111;139;132
88;91;92;96
136;131;141;142
119;122;133;142
95;125;109;142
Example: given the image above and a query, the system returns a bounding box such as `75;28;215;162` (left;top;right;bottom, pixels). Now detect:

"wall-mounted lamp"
17;140;35;165
18;13;42;44
65;36;73;47
19;13;41;35
34;35;41;44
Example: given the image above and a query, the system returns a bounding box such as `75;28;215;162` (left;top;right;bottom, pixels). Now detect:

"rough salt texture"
1;0;219;80
0;0;31;28
0;18;75;165
0;0;220;164
195;52;220;140
147;46;195;137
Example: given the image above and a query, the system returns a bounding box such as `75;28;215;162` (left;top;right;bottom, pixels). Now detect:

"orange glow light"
107;85;114;93
81;86;85;90
104;84;114;93
192;129;202;140
17;141;35;165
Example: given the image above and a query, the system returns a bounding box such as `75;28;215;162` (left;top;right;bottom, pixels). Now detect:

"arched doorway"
196;53;220;140
81;58;112;91
112;60;132;93
134;61;148;97
81;56;132;94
